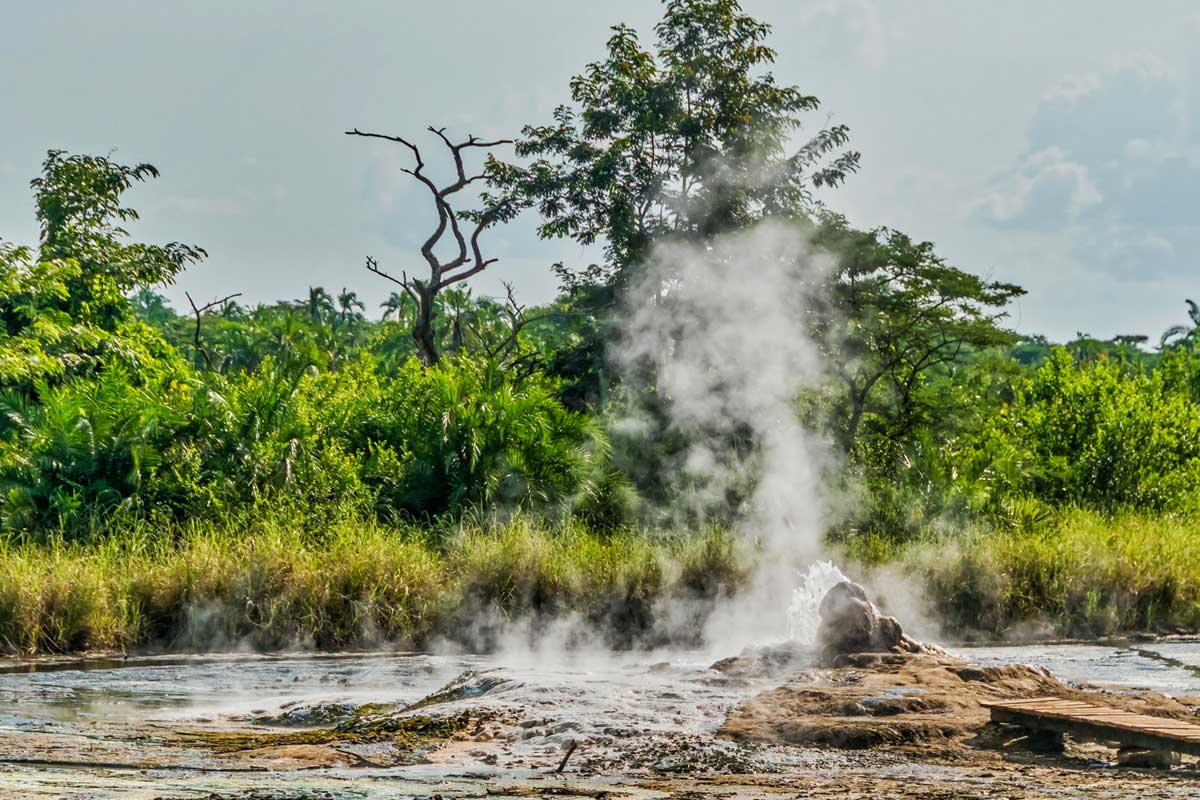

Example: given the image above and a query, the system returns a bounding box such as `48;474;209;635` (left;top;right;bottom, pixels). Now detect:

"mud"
3;646;1200;798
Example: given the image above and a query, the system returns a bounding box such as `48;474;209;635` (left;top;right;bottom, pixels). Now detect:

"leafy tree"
978;348;1200;510
31;151;205;329
497;0;859;285
811;217;1025;454
0;153;194;397
299;286;335;326
492;0;859;409
336;287;365;324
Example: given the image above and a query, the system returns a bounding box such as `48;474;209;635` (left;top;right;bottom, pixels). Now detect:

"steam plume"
615;221;839;651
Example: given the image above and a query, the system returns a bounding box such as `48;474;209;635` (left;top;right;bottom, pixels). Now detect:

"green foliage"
0;243;183;393
313;355;614;520
0;368;184;532
812;216;1025;455
981;347;1200;510
32;150;204;329
497;0;858;280
5;0;1200;647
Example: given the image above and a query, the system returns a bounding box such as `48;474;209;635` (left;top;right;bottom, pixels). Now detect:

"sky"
2;0;1198;342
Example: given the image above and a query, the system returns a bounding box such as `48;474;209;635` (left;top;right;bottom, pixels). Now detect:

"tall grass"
845;507;1200;638
7;507;1199;655
0;514;750;656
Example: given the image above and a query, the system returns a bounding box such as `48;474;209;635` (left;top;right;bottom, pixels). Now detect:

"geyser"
615;220;841;652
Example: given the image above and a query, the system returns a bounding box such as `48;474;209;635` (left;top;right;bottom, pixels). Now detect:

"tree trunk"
846;393;865;451
413;287;440;366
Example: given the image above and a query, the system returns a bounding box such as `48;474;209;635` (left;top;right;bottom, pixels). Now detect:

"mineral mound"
721;581;1199;758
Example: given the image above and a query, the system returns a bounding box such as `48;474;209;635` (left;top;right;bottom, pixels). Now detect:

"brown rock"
815;581;932;663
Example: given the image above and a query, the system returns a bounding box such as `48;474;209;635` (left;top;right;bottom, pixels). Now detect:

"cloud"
975;147;1101;231
796;0;888;70
979;55;1200;279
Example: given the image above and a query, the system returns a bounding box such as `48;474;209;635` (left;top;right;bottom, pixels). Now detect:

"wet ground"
3;640;1200;798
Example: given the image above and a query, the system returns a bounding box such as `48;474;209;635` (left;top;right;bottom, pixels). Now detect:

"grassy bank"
0;515;748;656
6;508;1200;656
848;508;1200;639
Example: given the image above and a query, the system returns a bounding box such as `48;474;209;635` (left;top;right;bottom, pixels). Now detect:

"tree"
346;126;520;365
31;151;205;329
1161;299;1200;350
490;0;859;408
299;286;335;326
336;287;365;324
812;216;1025;454
379;291;413;323
0;153;199;395
496;0;859;286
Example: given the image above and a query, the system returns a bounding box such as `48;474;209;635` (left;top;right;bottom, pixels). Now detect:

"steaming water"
786;560;850;644
0;649;800;798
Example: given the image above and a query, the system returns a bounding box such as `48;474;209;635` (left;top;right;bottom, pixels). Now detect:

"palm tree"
299;286;335;326
1160;299;1200;350
380;292;412;323
336;287;366;323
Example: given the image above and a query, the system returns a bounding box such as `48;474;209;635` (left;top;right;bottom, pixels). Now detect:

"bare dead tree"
346;126;517;365
185;291;241;371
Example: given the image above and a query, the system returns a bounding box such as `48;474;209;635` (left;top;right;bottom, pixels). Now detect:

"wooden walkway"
983;697;1200;756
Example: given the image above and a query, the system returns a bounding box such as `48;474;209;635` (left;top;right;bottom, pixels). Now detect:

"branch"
185;291;241;371
427;126;513;197
346;129;449;274
366;256;419;304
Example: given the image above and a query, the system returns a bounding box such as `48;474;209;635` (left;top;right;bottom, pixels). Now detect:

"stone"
816;581;931;663
1117;746;1180;768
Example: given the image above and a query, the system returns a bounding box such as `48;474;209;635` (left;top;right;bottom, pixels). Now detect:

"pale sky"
2;1;1198;341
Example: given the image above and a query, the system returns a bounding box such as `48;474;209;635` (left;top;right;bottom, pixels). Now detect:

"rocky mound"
721;650;1198;755
722;580;1199;756
816;580;938;664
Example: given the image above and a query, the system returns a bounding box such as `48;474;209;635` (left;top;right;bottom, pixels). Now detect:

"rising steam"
615;221;842;652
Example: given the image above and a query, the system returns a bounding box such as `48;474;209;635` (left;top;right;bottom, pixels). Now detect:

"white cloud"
975;147;1101;229
979;54;1200;279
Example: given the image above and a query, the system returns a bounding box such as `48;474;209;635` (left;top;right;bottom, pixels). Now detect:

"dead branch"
555;739;578;774
185;291;241;371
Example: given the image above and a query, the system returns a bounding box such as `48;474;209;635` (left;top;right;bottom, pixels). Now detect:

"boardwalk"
983;697;1200;756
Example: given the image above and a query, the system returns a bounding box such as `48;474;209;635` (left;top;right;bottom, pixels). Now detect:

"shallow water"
2;640;1199;798
955;639;1200;695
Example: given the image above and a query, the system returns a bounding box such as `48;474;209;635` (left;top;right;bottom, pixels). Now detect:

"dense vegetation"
3;0;1199;653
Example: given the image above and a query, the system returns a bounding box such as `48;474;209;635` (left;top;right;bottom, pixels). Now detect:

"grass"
0;513;751;656
6;505;1200;655
844;507;1200;639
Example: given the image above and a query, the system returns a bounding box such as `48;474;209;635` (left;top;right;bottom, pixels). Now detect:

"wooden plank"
984;698;1200;756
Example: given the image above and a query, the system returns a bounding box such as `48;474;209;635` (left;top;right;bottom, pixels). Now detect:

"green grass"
844;507;1200;638
0;514;750;656
7;505;1199;655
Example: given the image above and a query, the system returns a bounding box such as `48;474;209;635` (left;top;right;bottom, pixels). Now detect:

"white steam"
616;221;841;653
